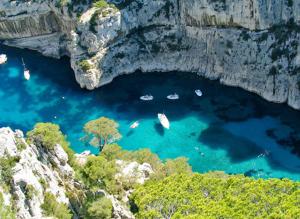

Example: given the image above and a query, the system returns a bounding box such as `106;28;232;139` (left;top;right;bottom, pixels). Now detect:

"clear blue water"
1;45;300;180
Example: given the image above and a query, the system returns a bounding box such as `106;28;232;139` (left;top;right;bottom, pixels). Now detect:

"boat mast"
21;58;26;70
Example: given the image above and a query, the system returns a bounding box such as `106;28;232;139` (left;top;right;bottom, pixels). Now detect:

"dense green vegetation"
82;117;121;152
26;123;76;167
132;172;300;218
0;156;19;192
84;196;113;219
41;192;72;219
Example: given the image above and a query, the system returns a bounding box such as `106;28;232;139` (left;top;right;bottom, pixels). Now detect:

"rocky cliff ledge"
0;0;300;109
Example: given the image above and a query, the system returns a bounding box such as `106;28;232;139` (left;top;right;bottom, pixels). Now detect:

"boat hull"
158;113;170;129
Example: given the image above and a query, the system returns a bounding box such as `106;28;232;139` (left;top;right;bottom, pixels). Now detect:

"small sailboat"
140;95;153;101
158;113;170;129
22;58;30;80
0;54;7;64
167;93;179;100
195;89;203;97
130;120;139;129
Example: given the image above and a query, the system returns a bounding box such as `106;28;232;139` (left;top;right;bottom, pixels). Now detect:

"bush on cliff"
0;156;19;191
131;172;300;218
86;197;113;219
26;123;76;167
80;155;119;194
0;193;15;219
78;60;92;72
41;192;72;219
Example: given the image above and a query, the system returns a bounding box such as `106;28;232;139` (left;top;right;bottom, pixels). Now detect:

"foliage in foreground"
131;172;300;219
41;192;72;219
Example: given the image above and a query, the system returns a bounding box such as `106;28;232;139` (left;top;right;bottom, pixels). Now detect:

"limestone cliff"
0;127;77;219
0;0;299;109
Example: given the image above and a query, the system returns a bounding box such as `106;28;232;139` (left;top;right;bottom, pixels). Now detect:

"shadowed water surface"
1;45;300;180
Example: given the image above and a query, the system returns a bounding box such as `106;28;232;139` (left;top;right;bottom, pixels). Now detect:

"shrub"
25;184;37;200
93;0;109;8
16;138;27;151
39;178;48;191
26;123;76;167
0;156;19;189
86;197;113;219
0;193;15;219
41;192;72;219
80;156;119;194
78;60;92;72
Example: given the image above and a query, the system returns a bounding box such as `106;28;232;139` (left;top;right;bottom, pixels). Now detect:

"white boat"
22;58;30;80
140;95;153;101
0;54;7;64
167;93;179;100
130;121;139;129
195;89;203;97
24;70;30;80
158;113;170;129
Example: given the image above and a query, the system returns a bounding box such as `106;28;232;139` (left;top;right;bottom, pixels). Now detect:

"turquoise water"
1;45;300;180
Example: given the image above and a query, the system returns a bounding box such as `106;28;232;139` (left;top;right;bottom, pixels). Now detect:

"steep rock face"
0;0;76;57
0;0;299;109
0;127;75;219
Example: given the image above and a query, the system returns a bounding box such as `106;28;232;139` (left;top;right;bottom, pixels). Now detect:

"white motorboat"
22;58;30;80
167;93;179;100
140;95;153;101
130;121;139;129
24;69;30;80
195;89;203;97
0;54;7;64
158;113;170;129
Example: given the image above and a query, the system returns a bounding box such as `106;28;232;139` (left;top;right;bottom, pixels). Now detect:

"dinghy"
140;95;153;101
130;121;139;129
22;58;30;80
158;113;170;129
0;54;7;64
167;93;179;100
195;89;203;97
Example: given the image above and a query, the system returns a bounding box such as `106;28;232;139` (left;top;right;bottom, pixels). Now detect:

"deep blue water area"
1;45;300;180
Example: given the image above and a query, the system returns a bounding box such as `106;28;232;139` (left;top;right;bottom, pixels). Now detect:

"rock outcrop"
0;0;299;109
0;127;76;219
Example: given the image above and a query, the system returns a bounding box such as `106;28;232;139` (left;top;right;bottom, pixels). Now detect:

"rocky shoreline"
0;0;299;109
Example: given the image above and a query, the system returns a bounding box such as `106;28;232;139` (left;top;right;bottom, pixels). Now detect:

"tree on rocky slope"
82;117;121;152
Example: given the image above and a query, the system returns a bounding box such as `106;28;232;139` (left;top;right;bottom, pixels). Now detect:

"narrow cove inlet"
1;45;300;181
